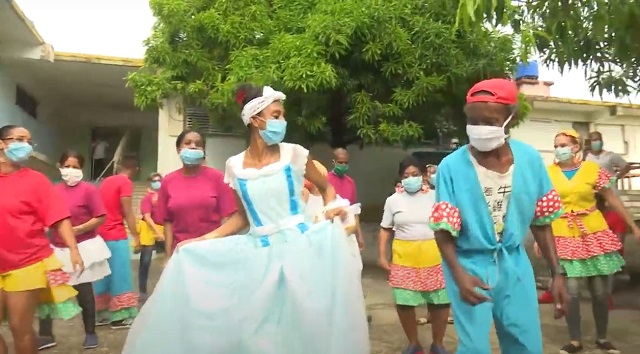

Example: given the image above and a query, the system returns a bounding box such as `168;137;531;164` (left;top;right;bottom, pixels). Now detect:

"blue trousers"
443;247;542;354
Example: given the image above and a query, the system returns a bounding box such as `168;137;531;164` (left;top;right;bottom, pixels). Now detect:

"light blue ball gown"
122;143;370;354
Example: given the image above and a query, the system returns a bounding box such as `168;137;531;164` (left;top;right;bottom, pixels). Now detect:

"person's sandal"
417;317;429;325
595;340;620;354
401;344;425;354
559;343;583;354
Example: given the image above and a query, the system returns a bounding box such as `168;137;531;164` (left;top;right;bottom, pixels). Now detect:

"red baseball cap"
466;78;518;105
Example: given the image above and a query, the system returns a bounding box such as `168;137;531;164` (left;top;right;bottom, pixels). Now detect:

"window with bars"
15;85;38;119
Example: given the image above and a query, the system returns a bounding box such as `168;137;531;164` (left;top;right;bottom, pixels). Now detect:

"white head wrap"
240;86;287;126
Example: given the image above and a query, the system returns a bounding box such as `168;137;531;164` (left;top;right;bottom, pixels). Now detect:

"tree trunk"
328;90;348;148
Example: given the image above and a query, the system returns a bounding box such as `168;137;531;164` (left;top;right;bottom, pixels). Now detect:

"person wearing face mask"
136;172;164;304
0;125;85;354
38;150;108;351
154;130;237;261
94;155;142;329
533;129;640;354
428;79;570;354
585;131;633;184
327;148;365;251
378;156;450;354
122;84;368;354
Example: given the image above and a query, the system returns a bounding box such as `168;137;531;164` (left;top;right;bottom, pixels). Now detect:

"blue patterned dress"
122;143;369;354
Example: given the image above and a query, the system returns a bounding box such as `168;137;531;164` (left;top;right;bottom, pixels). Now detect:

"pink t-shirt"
140;192;162;224
156;166;237;244
327;171;357;205
51;181;106;247
98;174;133;242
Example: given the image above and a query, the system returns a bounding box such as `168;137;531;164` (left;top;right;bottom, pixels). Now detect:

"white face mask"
60;168;83;186
466;114;513;152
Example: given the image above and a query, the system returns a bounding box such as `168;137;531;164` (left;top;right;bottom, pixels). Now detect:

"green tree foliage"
128;0;517;147
456;0;640;98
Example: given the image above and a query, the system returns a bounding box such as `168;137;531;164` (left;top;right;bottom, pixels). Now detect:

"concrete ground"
2;224;640;353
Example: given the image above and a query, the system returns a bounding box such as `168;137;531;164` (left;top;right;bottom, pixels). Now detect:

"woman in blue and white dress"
122;84;370;354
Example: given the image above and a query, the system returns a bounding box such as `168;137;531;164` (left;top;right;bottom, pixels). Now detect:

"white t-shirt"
380;191;436;241
93;141;109;159
470;155;514;242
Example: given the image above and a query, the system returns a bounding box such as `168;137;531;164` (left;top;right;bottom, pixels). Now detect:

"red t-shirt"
0;168;70;273
603;210;626;235
51;181;106;247
98;174;133;242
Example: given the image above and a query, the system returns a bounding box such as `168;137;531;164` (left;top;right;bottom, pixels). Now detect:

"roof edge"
54;52;144;67
9;0;46;45
527;95;640;110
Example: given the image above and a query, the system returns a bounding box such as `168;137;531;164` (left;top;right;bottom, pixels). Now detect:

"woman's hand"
70;250;85;274
324;207;347;220
155;232;165;241
377;256;390;271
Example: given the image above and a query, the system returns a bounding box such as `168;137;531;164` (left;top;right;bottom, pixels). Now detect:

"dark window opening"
16;85;38;119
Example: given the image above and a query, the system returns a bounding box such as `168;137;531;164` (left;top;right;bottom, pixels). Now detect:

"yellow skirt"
0;255;81;320
137;219;165;246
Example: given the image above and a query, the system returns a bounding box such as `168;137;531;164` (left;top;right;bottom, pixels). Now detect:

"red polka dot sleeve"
595;167;616;191
532;189;564;225
429;202;462;237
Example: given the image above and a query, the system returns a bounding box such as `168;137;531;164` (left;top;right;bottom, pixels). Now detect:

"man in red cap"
428;79;569;354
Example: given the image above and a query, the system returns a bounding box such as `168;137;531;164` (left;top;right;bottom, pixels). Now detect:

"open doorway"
91;127;142;180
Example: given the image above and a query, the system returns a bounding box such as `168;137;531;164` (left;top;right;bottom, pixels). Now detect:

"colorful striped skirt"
389;238;449;306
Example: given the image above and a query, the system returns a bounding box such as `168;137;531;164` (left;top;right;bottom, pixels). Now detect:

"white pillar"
156;97;184;175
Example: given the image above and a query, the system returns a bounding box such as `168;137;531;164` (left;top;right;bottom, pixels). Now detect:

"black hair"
148;172;162;181
120;154;139;170
58;150;86;168
397;156;426;176
589;131;603;140
0;125;18;139
175;129;205;149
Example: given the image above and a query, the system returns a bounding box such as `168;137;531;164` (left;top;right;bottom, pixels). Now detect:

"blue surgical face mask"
401;176;423;193
554;146;574;162
259;119;287;146
591;140;603;151
179;148;205;165
429;173;437;186
5;142;33;163
150;181;161;190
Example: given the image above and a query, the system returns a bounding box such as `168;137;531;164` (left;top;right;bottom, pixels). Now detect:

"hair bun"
234;83;262;107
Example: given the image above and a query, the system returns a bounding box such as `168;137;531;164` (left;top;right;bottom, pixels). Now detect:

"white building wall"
0;65;61;158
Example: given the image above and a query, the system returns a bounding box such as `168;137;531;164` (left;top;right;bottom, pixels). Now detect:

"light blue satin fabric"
122;160;369;354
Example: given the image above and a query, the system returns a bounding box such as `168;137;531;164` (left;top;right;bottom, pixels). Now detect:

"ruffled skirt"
555;229;625;277
122;220;369;354
52;236;111;285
